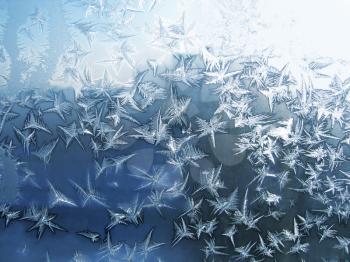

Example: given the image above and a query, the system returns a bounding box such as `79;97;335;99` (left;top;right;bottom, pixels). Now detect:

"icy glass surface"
0;0;350;261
